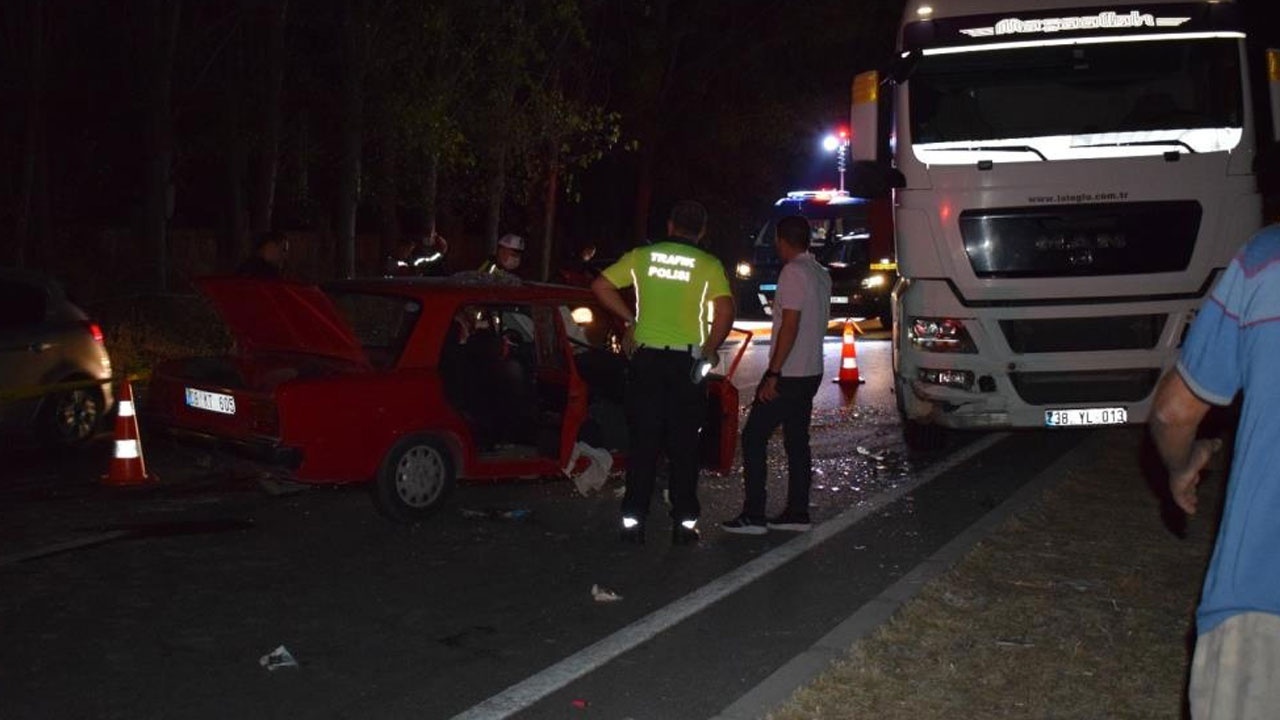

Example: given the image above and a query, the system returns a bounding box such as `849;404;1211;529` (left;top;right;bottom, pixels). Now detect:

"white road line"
449;432;1009;720
0;531;133;567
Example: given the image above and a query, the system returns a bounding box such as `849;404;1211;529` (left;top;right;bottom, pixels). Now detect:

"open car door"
701;326;754;472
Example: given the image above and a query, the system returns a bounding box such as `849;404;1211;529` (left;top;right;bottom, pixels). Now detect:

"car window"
0;280;47;328
327;290;420;369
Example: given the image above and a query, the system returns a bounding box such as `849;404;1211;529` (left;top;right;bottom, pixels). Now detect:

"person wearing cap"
480;233;525;277
591;200;735;546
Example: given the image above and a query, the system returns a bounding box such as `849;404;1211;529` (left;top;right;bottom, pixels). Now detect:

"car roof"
326;276;596;304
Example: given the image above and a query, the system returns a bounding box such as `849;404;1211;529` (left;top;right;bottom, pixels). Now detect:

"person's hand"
621;324;636;357
756;375;779;402
1170;437;1222;515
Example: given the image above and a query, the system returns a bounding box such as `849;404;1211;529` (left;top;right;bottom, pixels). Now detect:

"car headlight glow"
735;261;753;279
860;273;887;290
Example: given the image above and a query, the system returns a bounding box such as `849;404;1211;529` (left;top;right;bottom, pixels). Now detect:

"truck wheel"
373;434;455;523
902;418;945;452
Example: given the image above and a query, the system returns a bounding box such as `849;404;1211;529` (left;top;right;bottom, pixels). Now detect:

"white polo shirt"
773;251;831;378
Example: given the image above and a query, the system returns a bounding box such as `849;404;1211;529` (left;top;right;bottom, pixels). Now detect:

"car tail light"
86;321;105;343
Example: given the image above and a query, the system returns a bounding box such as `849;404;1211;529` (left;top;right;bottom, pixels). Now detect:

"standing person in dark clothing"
723;215;830;535
591;200;735;545
237;231;287;278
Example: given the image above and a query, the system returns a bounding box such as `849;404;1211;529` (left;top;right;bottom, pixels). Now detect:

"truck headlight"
908;317;977;353
860;274;887;290
735;261;753;279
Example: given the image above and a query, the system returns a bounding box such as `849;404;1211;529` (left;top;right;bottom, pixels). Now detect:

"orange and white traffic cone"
836;320;864;385
102;380;157;486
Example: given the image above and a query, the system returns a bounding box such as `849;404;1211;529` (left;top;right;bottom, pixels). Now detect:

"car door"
701;326;754;472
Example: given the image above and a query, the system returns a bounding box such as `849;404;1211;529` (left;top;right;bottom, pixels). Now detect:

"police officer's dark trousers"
740;375;822;518
622;347;707;524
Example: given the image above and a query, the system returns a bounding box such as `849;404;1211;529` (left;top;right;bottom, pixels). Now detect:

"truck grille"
1000;314;1166;353
1009;369;1160;405
961;201;1201;278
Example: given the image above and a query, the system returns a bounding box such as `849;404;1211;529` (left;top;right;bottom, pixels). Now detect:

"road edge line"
449;432;1008;720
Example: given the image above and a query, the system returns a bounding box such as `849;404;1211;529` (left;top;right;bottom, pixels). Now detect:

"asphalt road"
0;324;1091;719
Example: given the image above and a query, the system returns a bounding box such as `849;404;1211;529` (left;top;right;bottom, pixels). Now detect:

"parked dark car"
0;269;114;445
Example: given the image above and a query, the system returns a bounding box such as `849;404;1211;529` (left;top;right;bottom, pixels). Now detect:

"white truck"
850;0;1280;447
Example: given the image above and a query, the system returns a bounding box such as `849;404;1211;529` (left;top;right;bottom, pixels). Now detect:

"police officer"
480;233;525;277
592;200;735;545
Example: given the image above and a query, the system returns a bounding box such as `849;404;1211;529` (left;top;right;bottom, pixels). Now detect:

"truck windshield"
908;37;1242;164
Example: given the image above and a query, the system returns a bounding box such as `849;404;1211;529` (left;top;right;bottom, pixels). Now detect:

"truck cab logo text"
648;251;696;282
960;11;1189;38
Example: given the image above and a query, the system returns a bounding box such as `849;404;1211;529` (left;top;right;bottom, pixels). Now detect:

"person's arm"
1149;368;1219;515
758;308;799;402
590;275;634;325
700;294;735;364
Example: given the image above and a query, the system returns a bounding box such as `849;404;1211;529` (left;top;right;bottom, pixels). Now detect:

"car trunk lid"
196;277;370;369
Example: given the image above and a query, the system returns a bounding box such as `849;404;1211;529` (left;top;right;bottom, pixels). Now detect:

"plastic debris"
563;442;614;496
259;645;298;671
591;584;622;603
855;446;886;462
460;507;532;521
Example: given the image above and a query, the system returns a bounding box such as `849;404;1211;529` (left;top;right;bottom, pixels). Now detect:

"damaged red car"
147;276;747;522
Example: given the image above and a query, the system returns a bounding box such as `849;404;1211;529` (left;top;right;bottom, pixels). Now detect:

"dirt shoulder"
771;427;1222;719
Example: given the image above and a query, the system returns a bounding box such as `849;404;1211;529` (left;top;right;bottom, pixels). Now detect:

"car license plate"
830;295;850;304
1044;407;1126;427
186;387;236;415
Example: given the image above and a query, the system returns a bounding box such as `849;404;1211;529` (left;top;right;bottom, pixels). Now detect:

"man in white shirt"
723;215;831;534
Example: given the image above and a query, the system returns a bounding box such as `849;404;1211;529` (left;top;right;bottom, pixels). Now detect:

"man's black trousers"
740;374;822;518
622;347;707;524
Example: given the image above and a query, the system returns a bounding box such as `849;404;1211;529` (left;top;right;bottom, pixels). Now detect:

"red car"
148;276;747;522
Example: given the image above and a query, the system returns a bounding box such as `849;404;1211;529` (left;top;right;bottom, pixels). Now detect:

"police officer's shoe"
619;517;645;545
671;519;700;546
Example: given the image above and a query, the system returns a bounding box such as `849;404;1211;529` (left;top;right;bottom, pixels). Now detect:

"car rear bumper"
155;425;303;474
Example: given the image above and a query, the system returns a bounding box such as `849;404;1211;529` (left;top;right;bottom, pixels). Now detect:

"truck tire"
373;434;455;523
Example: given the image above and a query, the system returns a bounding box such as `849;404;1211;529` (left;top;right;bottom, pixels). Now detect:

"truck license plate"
1044;407;1126;427
186;387;236;415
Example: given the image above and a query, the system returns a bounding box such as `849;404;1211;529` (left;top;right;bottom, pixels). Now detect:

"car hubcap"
56;390;99;442
394;445;446;508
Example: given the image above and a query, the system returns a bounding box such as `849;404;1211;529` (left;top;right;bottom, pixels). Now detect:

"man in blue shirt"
1150;224;1280;718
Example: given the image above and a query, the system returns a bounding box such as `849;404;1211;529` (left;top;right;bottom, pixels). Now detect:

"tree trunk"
483;146;506;255
424;151;439;237
142;0;181;291
539;137;560;282
15;0;49;270
335;3;365;279
221;28;249;271
250;0;288;234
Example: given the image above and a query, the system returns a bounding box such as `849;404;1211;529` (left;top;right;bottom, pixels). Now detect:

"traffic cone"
102;380;157;486
836;320;864;385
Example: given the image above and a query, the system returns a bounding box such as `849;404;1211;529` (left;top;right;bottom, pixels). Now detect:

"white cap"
498;234;525;251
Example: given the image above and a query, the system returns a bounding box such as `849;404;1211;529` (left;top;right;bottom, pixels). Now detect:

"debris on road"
259;645;298;671
563;441;613;496
591;584;622;603
459;507;532;521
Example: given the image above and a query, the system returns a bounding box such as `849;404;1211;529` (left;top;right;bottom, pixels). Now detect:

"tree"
141;0;182;291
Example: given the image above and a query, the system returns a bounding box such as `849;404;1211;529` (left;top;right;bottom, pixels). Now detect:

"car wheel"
373;434;455;523
47;386;103;446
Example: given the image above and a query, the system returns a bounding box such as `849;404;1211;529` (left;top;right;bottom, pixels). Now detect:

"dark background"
0;0;1275;297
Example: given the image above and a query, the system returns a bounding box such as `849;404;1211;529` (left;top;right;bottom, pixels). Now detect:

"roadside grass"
90;294;231;377
771;428;1222;720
